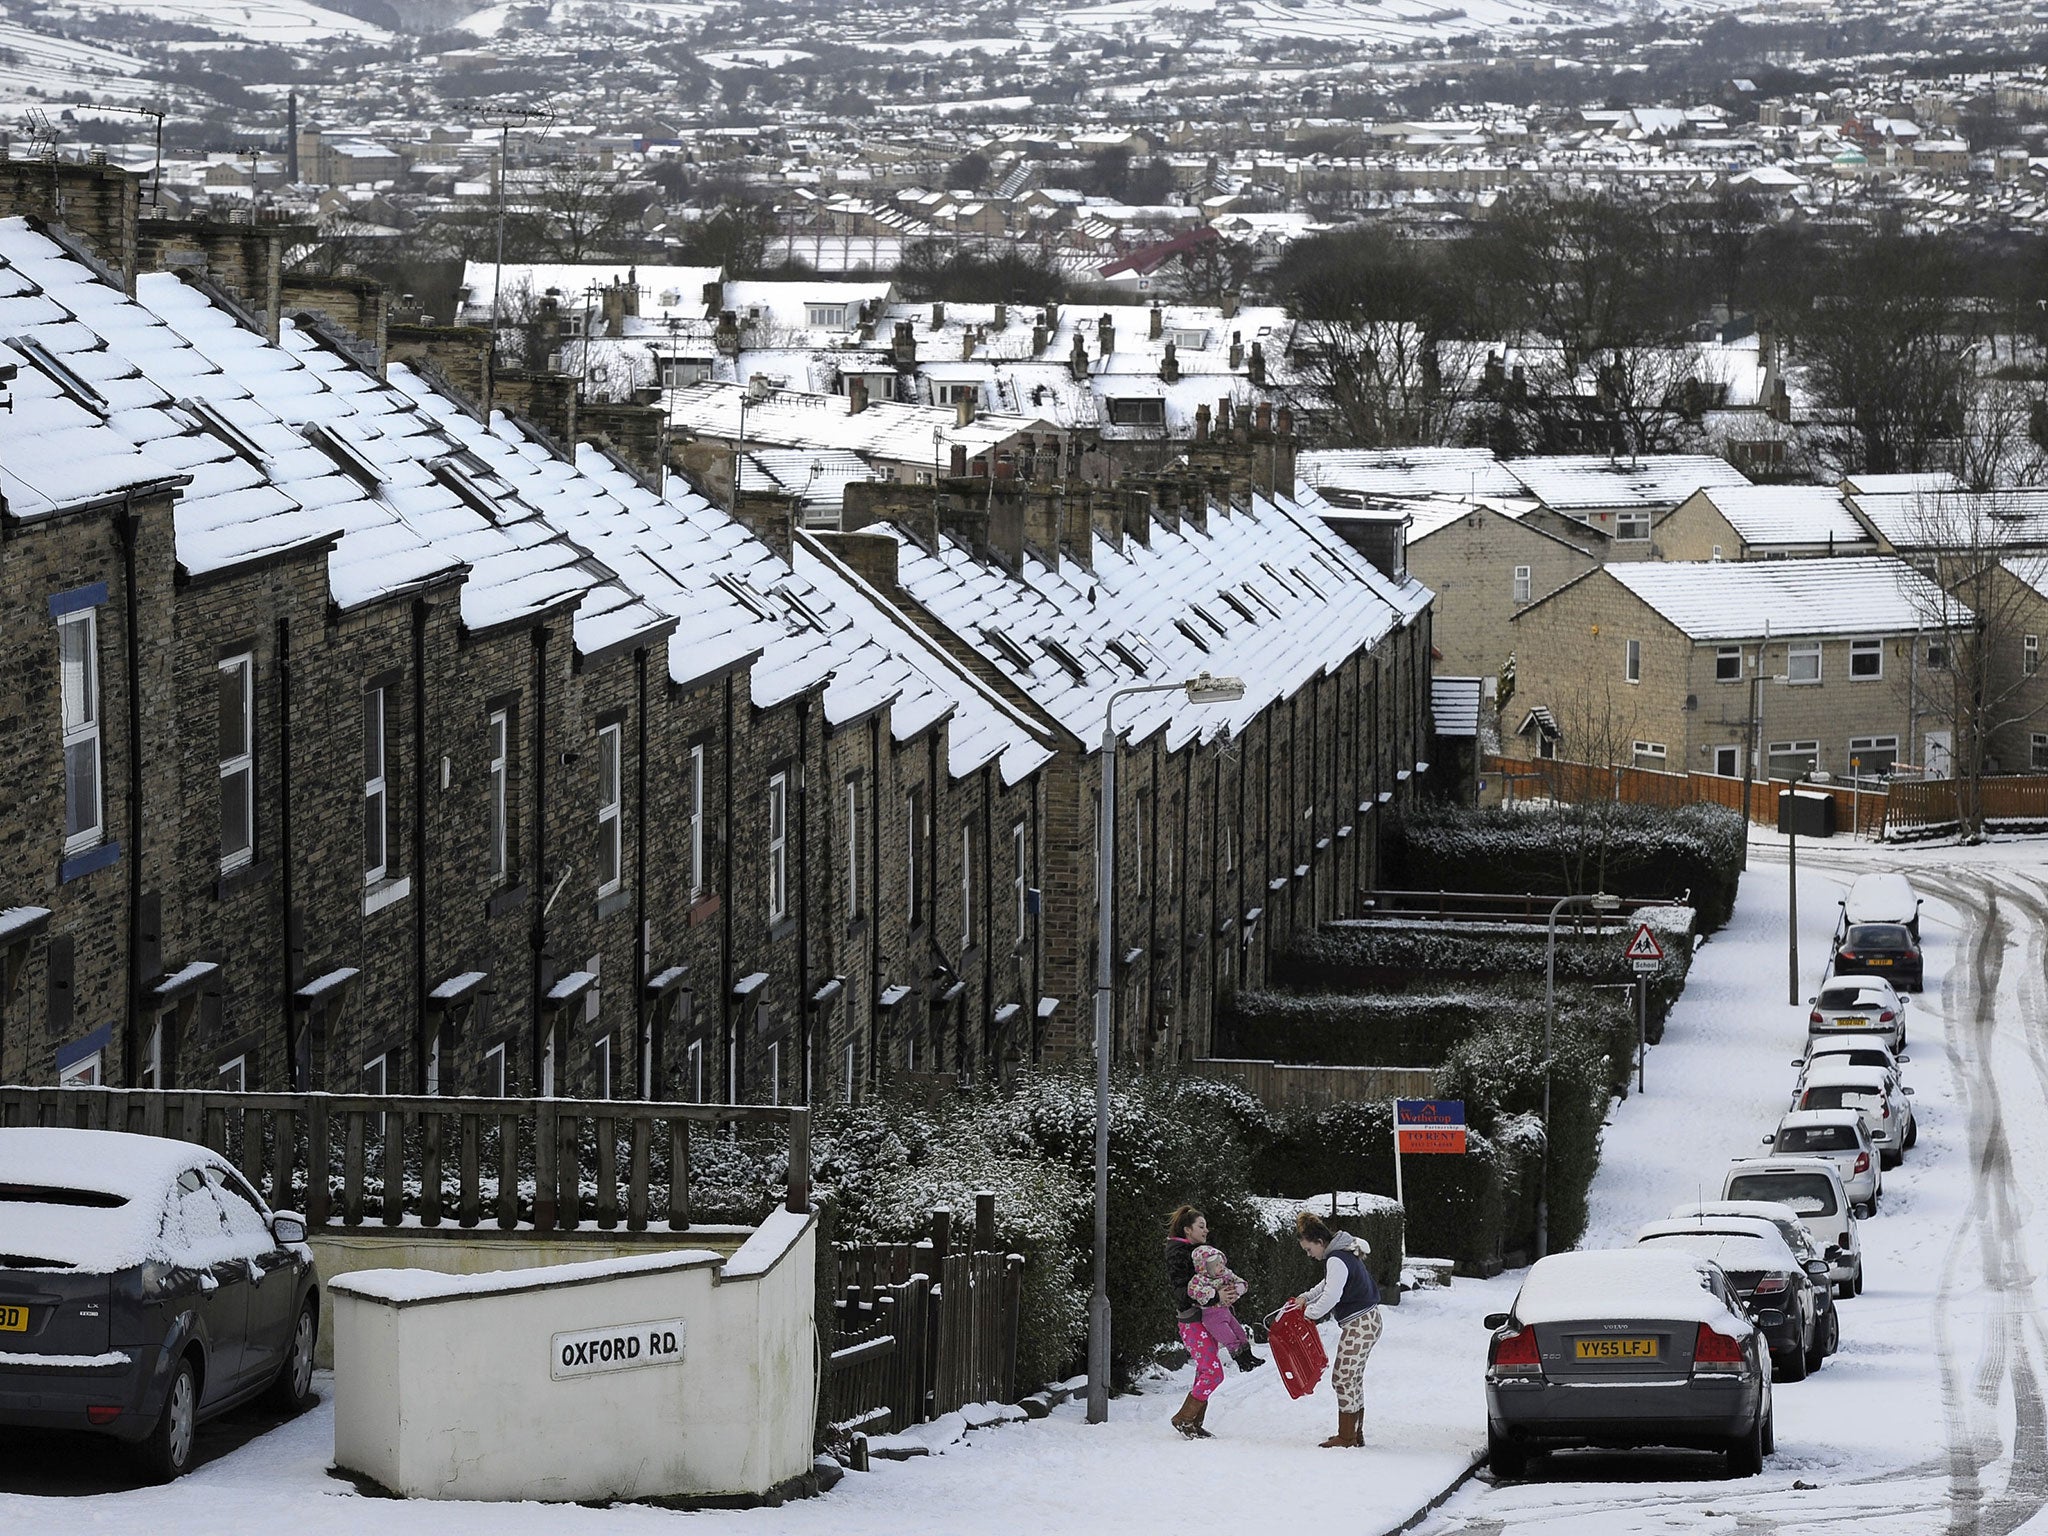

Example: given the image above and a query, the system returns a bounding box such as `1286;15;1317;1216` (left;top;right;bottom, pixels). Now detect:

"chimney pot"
994;302;1008;328
932;301;945;329
955;394;974;427
849;375;868;413
1254;402;1272;432
950;443;968;477
1149;304;1163;340
1194;403;1211;443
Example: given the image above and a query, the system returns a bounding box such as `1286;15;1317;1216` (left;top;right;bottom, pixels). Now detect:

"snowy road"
1419;840;2048;1536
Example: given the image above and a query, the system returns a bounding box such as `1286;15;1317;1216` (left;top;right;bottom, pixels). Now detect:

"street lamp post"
1538;889;1619;1260
1087;672;1246;1427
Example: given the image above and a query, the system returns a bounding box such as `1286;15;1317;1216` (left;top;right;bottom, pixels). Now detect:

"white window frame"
1715;645;1742;683
1850;638;1883;680
2028;634;2041;677
960;822;974;949
845;778;862;916
2034;733;2048;771
540;1024;557;1098
1512;565;1531;605
1849;735;1900;776
766;1040;781;1106
686;1038;704;1104
1615;510;1651;541
217;1054;246;1092
425;1028;442;1095
1768;740;1821;777
1625;638;1642;684
363;686;388;883
487;708;509;881
58;1051;102;1087
843;1040;856;1105
639;1015;655;1099
805;303;848;329
596;722;623;896
768;771;790;921
141;1018;165;1090
1013;820;1028;943
1631;740;1668;768
483;1042;507;1098
58;608;103;855
363;1052;387;1098
219;653;255;873
688;744;706;896
593;1033;612;1100
1713;744;1742;777
1787;640;1822;684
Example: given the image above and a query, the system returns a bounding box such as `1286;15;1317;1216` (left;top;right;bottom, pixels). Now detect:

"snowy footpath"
10;831;2048;1535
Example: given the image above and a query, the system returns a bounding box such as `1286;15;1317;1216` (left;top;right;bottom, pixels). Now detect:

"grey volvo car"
1485;1248;1774;1480
0;1127;319;1480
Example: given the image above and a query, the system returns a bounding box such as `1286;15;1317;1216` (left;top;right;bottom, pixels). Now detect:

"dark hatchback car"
1632;1223;1827;1381
0;1128;319;1481
1484;1248;1773;1480
1832;922;1923;992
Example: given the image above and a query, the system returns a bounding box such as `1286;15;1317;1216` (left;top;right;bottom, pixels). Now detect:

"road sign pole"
1637;976;1647;1094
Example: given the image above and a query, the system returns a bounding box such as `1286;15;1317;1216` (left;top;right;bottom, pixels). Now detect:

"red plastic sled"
1267;1301;1328;1400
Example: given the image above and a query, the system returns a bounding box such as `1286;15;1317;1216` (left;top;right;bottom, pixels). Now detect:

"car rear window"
1817;986;1881;1010
1727;1173;1839;1215
1849;925;1913;951
0;1183;128;1209
1776;1125;1860;1153
1800;1086;1882;1113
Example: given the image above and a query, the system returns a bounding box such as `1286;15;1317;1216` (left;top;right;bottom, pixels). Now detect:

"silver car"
1761;1109;1882;1213
1793;1037;1906;1086
1484;1248;1773;1480
1807;977;1908;1052
1718;1160;1864;1296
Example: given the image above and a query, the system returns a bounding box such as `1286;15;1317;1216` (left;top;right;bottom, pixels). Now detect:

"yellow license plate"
1575;1337;1658;1359
1866;958;1892;966
1835;1018;1868;1028
0;1305;26;1333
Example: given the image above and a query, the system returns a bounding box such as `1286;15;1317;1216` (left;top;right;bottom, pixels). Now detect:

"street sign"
1395;1098;1467;1155
1625;922;1663;975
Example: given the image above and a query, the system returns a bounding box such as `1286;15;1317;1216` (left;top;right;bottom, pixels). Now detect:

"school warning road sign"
1396;1098;1467;1154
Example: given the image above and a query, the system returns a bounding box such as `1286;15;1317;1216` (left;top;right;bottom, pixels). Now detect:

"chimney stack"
1031;322;1048;354
1248;342;1266;385
1160;341;1179;383
848;375;868;413
1069;333;1089;383
994;301;1008;329
893;319;917;369
1229;331;1244;370
931;301;945;329
950;442;969;477
1149;303;1163;340
962;330;975;362
955;394;975;428
1194;402;1211;443
1097;313;1115;356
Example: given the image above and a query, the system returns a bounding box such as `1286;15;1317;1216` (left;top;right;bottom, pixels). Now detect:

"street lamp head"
1184;673;1246;705
1590;892;1621;912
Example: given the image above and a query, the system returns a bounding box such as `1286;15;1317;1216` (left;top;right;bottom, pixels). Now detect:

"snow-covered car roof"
1510;1249;1748;1328
1816;978;1900;1002
1669;1199;1810;1229
1776;1108;1871;1133
0;1128;224;1273
1634;1228;1799;1275
1798;1061;1895;1087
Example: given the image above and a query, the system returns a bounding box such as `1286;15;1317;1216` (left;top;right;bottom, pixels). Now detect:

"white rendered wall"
330;1209;816;1502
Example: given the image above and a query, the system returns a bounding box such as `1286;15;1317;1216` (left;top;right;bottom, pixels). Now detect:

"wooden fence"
1486;754;2048;840
0;1085;810;1229
821;1194;1024;1454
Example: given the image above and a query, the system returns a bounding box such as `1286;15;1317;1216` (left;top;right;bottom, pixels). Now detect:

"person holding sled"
1292;1211;1383;1448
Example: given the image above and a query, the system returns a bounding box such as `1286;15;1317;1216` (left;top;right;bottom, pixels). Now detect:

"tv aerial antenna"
76;102;171;205
19;108;60;161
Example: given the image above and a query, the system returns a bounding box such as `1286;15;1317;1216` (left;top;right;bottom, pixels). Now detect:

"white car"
1762;1109;1881;1213
1807;977;1908;1052
1839;872;1922;942
1718;1161;1864;1297
1793;1037;1906;1086
1791;1060;1917;1168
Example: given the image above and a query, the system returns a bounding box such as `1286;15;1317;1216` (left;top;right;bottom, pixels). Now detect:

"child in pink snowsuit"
1189;1243;1265;1371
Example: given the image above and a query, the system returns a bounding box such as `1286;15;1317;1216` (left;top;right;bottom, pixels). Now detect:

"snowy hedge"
1384;802;1744;930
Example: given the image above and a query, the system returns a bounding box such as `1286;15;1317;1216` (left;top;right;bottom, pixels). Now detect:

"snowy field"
33;0;387;45
5;831;2048;1533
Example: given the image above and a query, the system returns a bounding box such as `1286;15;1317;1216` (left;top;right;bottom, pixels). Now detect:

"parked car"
1720;1159;1864;1297
1792;1059;1917;1167
1793;1037;1907;1085
1761;1109;1882;1214
1665;1201;1841;1369
1808;976;1909;1052
1831;923;1924;993
0;1128;320;1481
1839;873;1922;942
1633;1221;1826;1381
1483;1248;1773;1480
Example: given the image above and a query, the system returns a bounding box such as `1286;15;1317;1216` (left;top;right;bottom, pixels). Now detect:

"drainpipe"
529;624;549;1090
634;646;650;1097
118;496;143;1083
721;673;737;1103
867;712;883;1095
411;598;429;1092
980;765;993;1079
796;694;812;1102
276;616;295;1084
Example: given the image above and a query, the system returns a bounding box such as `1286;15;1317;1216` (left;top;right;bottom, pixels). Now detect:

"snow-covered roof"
1506;454;1750;511
1850;489;2048;551
1839;471;1961;497
1601;558;1960;640
1300;447;1523;501
1692;485;1873;549
666;380;1053;467
459;260;724;322
880;482;1428;756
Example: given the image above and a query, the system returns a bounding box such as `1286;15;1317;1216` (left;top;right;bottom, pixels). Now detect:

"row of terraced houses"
0;162;1432;1106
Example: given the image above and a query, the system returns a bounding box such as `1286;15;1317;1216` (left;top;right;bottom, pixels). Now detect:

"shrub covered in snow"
1385;802;1744;930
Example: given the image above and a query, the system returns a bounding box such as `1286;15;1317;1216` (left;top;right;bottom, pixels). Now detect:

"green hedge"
1384;802;1744;931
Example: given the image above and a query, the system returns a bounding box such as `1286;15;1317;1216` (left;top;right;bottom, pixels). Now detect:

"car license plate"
1866;958;1892;966
1574;1337;1657;1359
0;1304;26;1333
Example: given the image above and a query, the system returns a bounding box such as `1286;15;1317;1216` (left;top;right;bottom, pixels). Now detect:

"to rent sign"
550;1318;688;1381
1396;1098;1467;1155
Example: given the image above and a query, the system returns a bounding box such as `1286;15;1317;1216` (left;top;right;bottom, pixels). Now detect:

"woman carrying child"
1163;1204;1263;1440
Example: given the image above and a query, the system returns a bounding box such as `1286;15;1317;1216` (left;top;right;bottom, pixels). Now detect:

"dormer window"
805;303;849;329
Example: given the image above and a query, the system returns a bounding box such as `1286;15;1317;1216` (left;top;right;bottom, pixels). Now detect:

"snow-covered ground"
7;831;2048;1533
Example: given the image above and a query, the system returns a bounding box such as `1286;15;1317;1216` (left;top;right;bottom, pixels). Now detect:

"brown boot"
1179;1397;1213;1439
1319;1410;1362;1448
1170;1394;1199;1434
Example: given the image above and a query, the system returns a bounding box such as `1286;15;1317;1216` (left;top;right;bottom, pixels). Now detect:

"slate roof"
1506;454;1751;511
1301;447;1525;501
1693;485;1874;549
1603;557;1961;640
1848;489;2048;551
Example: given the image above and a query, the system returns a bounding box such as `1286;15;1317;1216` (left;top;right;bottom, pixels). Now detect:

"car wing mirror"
1806;1260;1830;1276
1898;1054;1910;1064
271;1213;308;1245
1902;1086;1915;1096
1483;1312;1510;1330
1762;1133;1775;1144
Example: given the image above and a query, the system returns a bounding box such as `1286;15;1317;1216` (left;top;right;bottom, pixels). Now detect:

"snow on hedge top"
0;1128;202;1272
1606;557;1961;640
1512;1248;1743;1327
